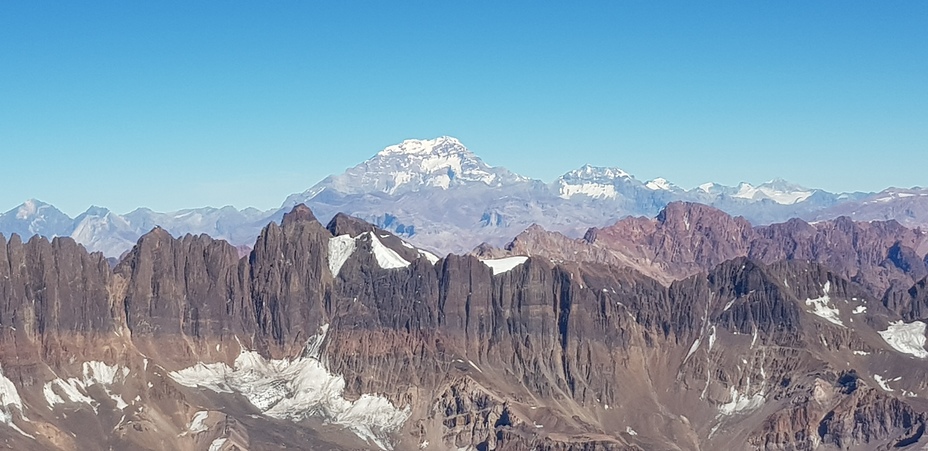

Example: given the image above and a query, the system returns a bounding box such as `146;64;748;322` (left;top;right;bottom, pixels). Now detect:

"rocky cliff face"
501;202;928;300
0;205;927;450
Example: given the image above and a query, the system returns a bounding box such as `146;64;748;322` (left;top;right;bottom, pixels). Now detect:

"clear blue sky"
2;1;925;216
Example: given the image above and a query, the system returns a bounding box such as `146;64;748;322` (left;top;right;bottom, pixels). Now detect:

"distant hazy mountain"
286;136;873;254
0;201;275;257
0;199;73;240
811;187;928;228
0;136;914;256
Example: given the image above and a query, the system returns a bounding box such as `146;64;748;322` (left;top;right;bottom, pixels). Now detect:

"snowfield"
169;325;410;450
879;320;928;359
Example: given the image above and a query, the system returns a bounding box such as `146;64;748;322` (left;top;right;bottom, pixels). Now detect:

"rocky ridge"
496;202;928;299
0;205;927;449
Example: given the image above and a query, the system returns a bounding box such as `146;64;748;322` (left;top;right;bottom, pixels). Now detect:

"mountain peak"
286;137;527;200
281;204;318;226
761;178;808;191
645;177;678;191
79;206;112;218
697;182;723;194
15;198;54;219
555;164;636;199
733;179;814;204
376;136;465;157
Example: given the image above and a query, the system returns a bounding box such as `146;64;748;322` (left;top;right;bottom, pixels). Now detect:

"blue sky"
1;1;925;216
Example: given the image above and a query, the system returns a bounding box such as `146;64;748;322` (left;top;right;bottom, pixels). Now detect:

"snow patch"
873;374;894;392
480;256;528;275
879;320;928;359
42;383;64;406
84;361;130;409
684;339;701;362
804;282;843;326
169;326;409;450
0;365;32;438
188;411;209;434
328;235;357;277
718;387;765;415
852;305;866;314
329;233;411;275
208;437;228;451
625;426;638;436
419;249;440;264
44;361;130;411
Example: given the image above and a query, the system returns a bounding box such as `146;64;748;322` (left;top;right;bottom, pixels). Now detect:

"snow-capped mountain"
283;138;871;254
286;136;526;202
0;136;912;257
554;164;636;199
0;199;74;240
644;177;681;192
730;178;815;204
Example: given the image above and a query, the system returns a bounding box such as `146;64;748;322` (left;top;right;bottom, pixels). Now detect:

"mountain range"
1;136;925;258
1;203;928;449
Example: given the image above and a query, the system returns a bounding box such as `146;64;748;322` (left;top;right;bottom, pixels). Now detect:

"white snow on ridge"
378;136;463;156
419;249;440;264
169;326;410;450
879;320;928;359
358;137;506;194
328;232;410;276
400;239;440;264
328;235;357;277
481;256;529;275
804;282;844;327
370;233;410;269
645;177;675;191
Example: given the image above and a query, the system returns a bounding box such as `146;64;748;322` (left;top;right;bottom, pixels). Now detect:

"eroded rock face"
0;234;116;364
0;205;927;451
504;202;928;299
